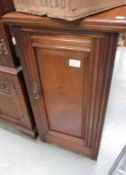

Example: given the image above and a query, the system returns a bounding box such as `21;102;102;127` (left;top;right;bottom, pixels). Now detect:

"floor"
0;47;126;175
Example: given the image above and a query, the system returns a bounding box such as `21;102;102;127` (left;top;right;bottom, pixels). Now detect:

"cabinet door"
0;1;17;67
16;29;118;159
0;22;11;66
0;66;36;137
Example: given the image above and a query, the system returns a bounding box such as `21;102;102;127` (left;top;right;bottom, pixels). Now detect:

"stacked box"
13;0;126;21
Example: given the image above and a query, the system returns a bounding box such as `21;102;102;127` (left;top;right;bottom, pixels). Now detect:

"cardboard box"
13;0;126;21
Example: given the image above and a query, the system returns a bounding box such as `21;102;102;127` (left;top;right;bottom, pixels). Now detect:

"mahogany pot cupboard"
0;1;36;137
2;5;126;160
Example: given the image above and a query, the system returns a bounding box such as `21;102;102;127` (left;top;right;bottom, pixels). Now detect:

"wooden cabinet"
13;28;118;159
3;6;126;159
0;1;36;137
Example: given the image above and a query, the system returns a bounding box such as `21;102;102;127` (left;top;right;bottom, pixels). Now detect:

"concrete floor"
0;47;126;175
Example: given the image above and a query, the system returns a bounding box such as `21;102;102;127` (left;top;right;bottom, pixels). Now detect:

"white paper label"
69;59;81;68
115;16;125;20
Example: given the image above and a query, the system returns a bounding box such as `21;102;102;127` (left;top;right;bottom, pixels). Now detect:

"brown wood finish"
0;0;19;67
2;5;126;33
3;6;125;159
0;66;36;137
0;1;37;137
13;27;118;159
0;0;14;17
0;21;20;67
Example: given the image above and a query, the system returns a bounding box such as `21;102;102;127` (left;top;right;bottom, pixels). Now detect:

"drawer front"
0;66;34;129
15;28;118;159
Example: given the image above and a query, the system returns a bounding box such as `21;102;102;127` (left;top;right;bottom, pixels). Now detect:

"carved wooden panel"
14;28;118;159
0;66;36;137
0;79;10;95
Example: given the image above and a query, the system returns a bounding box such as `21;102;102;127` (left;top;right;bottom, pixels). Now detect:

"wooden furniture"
3;5;126;159
0;0;36;137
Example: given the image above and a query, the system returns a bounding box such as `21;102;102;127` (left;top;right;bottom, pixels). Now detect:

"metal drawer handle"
0;38;8;55
32;81;40;99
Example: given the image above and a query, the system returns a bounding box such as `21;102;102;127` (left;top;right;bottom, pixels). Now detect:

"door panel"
31;33;91;140
0;66;33;129
36;48;87;138
17;31;91;144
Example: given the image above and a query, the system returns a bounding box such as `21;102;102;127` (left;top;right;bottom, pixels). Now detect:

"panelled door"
0;66;35;134
16;28;117;159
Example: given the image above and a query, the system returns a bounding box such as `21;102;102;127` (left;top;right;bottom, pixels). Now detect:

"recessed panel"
35;48;87;138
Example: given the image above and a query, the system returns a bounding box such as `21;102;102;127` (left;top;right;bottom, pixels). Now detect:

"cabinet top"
2;5;126;33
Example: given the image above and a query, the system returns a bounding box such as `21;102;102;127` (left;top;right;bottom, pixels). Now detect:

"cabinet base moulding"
0;117;37;138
